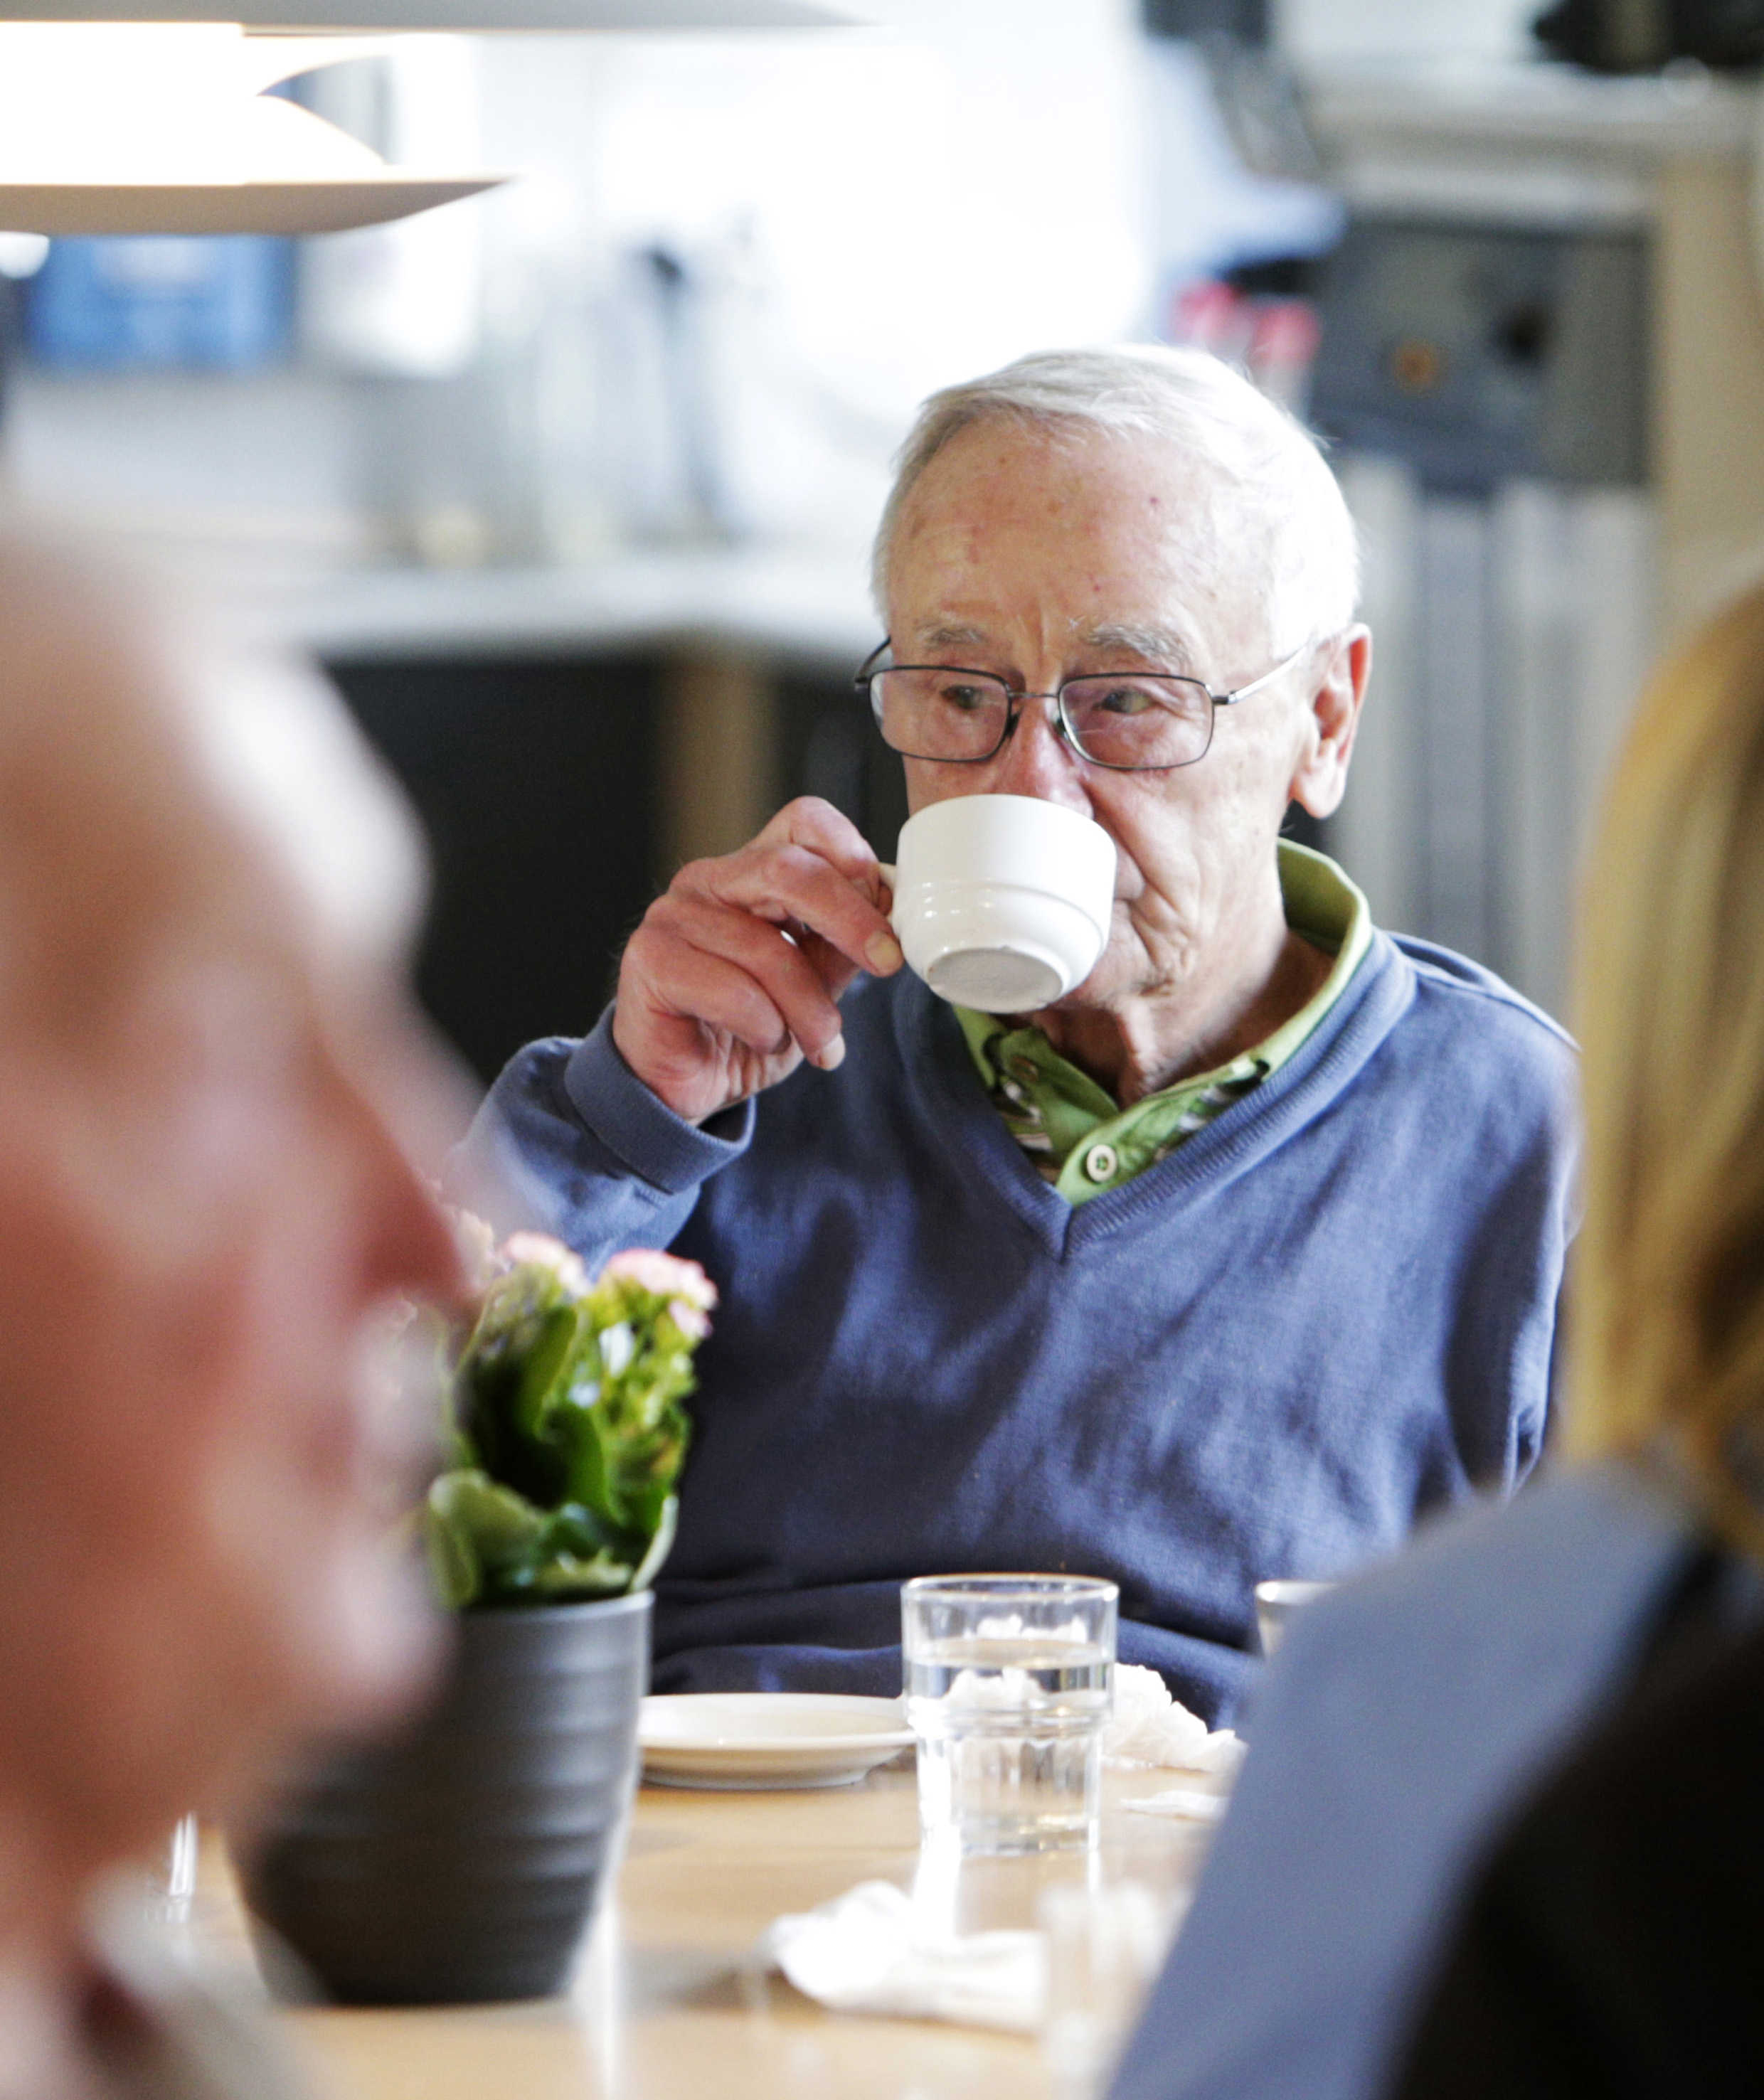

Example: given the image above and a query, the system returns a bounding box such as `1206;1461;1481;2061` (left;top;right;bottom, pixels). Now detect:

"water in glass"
903;1575;1117;1855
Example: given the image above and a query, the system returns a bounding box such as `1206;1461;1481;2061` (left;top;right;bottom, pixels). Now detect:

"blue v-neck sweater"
459;929;1576;1725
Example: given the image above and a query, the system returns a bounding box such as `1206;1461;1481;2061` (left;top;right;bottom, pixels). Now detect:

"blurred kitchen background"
4;0;1761;1082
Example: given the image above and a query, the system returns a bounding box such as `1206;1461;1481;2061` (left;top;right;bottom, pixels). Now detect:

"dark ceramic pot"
241;1591;650;2005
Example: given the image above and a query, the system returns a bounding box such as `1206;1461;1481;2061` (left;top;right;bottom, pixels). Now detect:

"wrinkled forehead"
892;418;1262;656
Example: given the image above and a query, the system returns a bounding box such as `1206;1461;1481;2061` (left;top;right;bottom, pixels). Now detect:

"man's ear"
1289;626;1371;821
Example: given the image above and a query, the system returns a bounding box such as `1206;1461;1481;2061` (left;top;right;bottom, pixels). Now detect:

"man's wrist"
564;1008;753;1193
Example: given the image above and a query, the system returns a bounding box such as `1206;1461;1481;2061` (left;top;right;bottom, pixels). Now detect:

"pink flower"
602;1247;718;1336
666;1299;713;1342
503;1231;590;1297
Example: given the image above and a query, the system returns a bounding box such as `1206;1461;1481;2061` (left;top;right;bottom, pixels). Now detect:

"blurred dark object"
1228;255;1320;297
1310;217;1648;493
326;654;659;1088
1141;1;1318;182
642;243;728;541
1389;1567;1764;2099
1142;0;1268;41
1194;31;1324;181
329;651;883;1089
778;665;910;862
1534;0;1764;71
243;1593;650;2005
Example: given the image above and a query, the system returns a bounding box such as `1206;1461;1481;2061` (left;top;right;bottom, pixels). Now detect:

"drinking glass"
1253;1578;1333;1657
903;1574;1117;1856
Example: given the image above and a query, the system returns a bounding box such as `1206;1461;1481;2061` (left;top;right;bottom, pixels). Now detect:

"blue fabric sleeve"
447;1006;755;1266
1105;1471;1688;2100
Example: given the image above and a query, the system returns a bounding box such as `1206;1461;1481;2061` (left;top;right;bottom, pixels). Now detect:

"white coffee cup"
885;794;1117;1013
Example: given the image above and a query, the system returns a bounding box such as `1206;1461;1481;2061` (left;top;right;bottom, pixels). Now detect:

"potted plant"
241;1228;716;2005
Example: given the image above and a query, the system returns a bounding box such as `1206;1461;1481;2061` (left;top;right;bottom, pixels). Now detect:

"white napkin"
1124;1786;1230;1823
1104;1664;1246;1779
762;1668;1241;2032
762;1880;1045;2032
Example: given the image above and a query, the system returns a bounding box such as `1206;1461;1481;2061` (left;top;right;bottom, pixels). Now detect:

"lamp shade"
0;24;509;233
0;1;847;23
0;3;850;235
0;176;500;235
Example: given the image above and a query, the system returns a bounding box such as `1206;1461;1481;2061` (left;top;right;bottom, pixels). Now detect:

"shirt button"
1083;1141;1119;1184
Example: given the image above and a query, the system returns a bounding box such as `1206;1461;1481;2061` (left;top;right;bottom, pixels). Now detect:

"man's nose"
989;696;1093;814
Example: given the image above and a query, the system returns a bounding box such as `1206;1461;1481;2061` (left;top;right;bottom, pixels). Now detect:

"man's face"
0;631;464;1886
886;420;1322;1014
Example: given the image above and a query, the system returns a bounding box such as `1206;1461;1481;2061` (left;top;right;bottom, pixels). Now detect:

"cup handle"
878;863;898;929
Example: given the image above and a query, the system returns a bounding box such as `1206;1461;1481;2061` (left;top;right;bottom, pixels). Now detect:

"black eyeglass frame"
852;639;1311;772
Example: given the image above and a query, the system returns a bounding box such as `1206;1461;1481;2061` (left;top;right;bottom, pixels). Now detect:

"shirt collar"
955;839;1371;1114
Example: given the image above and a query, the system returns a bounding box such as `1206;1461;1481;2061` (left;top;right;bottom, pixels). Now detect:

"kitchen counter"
232;543;878;669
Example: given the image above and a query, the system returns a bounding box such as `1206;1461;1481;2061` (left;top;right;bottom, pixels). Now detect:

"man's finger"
760;795;890;902
690;841;903;979
630;940;796;1062
655;890;852;1058
792;927;863;1006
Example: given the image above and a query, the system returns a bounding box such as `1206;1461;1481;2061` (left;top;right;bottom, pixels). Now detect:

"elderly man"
462;346;1574;1722
0;532;463;2094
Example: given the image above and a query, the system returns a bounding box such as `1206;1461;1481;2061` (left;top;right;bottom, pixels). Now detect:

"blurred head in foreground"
0;530;464;1966
1567;578;1764;1550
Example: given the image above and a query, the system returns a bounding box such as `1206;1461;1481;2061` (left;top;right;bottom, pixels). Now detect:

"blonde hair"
1568;580;1764;1557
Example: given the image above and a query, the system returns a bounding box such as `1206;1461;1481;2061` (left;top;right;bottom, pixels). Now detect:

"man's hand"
612;798;905;1124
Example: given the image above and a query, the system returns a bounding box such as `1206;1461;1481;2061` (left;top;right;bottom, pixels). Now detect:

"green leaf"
423;1498;481;1610
628;1494;679;1592
515;1303;583;1444
622;1473;673;1544
524;1550;634;1599
427;1469;546;1577
541;1500;626;1560
553;1389;617;1523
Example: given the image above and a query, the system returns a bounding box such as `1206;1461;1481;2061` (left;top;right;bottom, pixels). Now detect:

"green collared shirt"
955;841;1371;1205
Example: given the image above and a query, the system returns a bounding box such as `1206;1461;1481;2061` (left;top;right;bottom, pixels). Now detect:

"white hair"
871;345;1360;659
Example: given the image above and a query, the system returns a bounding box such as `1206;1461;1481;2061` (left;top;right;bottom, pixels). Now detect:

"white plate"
639;1693;914;1791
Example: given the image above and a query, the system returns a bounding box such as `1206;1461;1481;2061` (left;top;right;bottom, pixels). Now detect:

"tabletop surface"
203;1760;1218;2100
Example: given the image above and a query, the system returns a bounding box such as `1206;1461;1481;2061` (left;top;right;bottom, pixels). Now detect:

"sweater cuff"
562;1008;755;1194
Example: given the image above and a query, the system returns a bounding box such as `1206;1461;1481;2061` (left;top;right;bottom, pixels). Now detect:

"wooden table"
204;1763;1218;2100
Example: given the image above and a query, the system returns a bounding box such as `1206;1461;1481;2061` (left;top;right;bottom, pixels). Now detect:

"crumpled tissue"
762;1879;1045;2032
1103;1664;1245;1778
1103;1663;1245;1821
1124;1786;1230;1823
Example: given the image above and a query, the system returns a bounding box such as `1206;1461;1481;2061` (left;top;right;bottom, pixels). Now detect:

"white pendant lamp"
0;3;849;237
0;3;842;21
0;26;492;234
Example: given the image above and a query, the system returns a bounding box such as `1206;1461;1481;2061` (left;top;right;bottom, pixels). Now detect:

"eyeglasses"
854;641;1309;772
